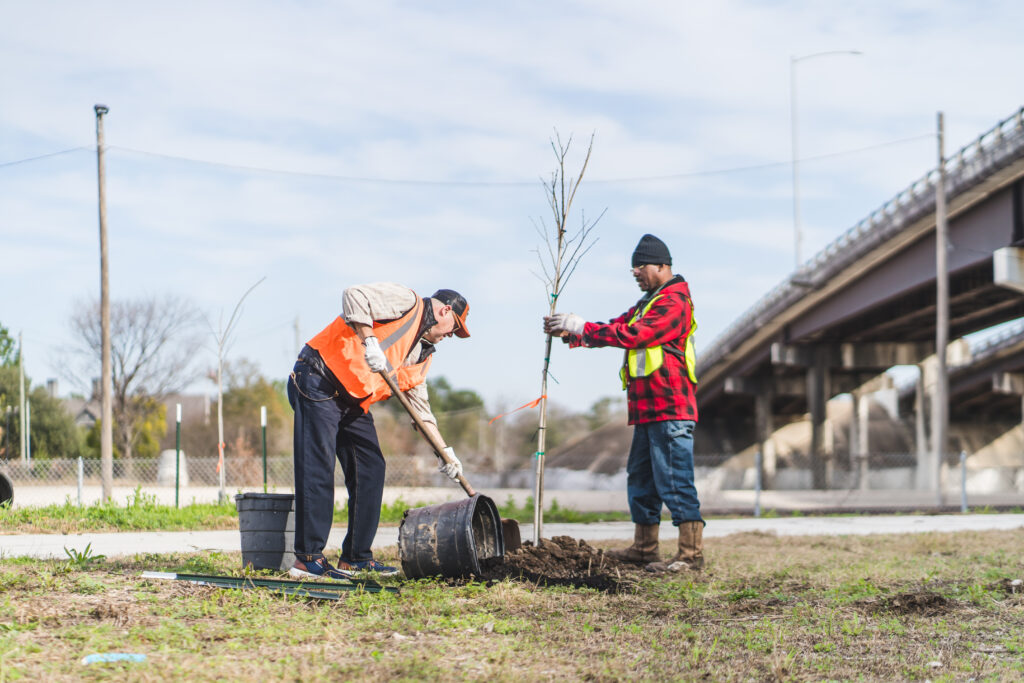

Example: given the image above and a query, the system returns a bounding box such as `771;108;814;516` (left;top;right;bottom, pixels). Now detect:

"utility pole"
932;111;949;505
294;316;301;357
95;104;114;501
18;332;25;461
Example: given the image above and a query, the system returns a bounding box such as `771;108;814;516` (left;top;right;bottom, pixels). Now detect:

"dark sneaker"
289;557;353;581
337;558;399;576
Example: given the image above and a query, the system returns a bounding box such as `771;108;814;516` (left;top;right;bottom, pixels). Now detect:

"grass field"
1;528;1022;680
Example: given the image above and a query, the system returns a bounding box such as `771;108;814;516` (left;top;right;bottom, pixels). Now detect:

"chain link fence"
2;448;1021;510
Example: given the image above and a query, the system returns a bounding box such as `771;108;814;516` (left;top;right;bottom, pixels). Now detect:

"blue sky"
3;1;1024;415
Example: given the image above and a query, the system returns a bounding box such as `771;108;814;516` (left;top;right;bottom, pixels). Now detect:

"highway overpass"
695;106;1024;488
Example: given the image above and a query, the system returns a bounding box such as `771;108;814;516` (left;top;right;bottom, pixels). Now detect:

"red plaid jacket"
567;276;698;425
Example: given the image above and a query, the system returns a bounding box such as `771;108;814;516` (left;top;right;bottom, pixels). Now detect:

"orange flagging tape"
488;395;546;425
216;442;225;473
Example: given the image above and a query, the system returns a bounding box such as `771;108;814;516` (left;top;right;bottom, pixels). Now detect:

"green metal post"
261;406;267;493
175;403;181;508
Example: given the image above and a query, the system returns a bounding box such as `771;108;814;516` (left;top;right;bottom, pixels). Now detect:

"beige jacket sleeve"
405;381;437;428
342;282;419;326
342;282;437;427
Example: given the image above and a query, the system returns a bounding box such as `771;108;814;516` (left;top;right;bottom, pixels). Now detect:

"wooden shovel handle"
377;370;476;497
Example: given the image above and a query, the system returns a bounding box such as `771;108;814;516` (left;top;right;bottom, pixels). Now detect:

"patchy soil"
879;591;951;614
855;590;953;616
477;535;641;592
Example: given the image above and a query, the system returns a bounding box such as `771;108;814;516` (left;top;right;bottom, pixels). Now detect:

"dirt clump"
479;535;639;593
875;591;951;615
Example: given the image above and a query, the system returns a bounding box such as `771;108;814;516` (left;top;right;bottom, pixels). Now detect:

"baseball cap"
431;289;470;338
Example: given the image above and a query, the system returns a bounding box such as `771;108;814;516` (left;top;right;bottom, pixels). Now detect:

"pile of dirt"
479;535;638;593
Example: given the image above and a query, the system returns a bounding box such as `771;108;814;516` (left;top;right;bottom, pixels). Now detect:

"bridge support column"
993;369;1024;425
807;350;832;489
914;365;930;490
754;388;776;489
850;391;870;491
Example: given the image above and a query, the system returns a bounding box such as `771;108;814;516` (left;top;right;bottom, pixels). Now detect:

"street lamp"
790;50;862;271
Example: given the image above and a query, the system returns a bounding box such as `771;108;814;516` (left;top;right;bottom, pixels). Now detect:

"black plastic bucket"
235;492;295;572
398;494;505;578
0;472;12;506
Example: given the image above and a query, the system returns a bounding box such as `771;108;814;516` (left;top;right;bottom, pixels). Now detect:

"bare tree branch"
64;294;205;460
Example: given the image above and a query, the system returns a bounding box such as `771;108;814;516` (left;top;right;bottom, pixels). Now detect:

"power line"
109;145;539;187
110;134;933;186
587;134;935;184
0;147;91;169
0;134;933;186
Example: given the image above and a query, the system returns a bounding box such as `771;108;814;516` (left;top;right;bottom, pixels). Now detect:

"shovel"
377;371;522;554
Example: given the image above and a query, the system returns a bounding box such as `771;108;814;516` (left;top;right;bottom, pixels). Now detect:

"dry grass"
1;528;1022;681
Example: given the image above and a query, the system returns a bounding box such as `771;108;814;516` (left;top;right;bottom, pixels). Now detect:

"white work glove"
545;312;585;336
362;336;387;372
439;446;463;481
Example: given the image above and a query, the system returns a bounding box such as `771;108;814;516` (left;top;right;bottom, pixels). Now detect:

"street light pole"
790;50;862;270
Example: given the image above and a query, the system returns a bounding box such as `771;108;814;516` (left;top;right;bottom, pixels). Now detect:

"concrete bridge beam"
839;342;935;368
992;371;1024;396
992;371;1024;423
993;246;1024;294
772;341;934;370
724;375;806;397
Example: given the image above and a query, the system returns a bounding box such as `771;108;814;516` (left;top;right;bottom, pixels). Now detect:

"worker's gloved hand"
439;446;463;481
362;336;388;372
544;312;585;337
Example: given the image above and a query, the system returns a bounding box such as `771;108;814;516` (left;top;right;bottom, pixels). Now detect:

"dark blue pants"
288;362;385;562
626;419;704;526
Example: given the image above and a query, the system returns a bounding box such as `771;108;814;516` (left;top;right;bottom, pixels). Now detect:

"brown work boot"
645;521;704;573
605;523;660;565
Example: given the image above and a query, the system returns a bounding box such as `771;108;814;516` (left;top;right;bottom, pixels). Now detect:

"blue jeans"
626;419;703;526
288;362;385;563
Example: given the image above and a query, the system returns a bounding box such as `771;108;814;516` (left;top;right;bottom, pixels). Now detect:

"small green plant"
690;636;719;668
127;485;160;509
840;615;865;636
727;587;760;602
64;543;105;568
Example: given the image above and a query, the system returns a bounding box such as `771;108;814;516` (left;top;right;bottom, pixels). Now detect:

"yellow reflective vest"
619;292;698;389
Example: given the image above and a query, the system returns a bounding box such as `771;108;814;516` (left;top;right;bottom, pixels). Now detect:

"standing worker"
289;282;471;579
544;234;703;572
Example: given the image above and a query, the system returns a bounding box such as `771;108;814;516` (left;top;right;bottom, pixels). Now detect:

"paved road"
3;513;1022;560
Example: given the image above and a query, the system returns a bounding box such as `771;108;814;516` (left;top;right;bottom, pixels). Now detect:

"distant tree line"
1;305;625;472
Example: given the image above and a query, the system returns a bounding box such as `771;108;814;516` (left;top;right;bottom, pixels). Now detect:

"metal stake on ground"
141;571;399;597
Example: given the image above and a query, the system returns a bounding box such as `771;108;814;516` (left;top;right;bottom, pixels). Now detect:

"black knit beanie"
631;234;672;267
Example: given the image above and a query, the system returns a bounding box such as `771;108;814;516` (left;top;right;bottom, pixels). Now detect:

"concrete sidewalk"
3;513;1022;560
9;484;1023;513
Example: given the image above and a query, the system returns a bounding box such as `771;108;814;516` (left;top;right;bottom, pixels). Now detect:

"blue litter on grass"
81;653;147;665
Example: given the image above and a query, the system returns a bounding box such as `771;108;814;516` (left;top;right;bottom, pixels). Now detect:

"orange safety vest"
307;297;432;411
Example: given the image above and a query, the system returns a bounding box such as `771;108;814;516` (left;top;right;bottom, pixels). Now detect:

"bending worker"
289;282;471;579
544;234;704;572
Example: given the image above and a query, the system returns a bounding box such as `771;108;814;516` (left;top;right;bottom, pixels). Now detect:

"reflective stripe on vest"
618;293;698;389
307;297;432;411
